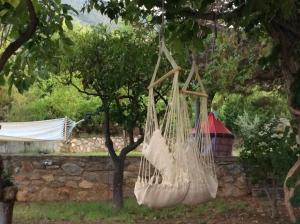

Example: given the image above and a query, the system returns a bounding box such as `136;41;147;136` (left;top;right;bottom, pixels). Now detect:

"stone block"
85;162;109;171
83;172;101;182
65;181;78;188
57;176;67;183
57;187;71;200
65;176;81;182
46;165;60;170
76;191;89;201
32;161;44;169
42;174;54;182
62;163;83;175
49;181;65;188
21;161;34;173
38;188;58;201
79;180;94;189
31;180;44;186
14;175;28;182
17;190;29;202
27;185;40;193
29;173;41;180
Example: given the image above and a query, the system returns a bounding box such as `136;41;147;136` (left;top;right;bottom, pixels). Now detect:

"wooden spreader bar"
180;90;208;98
148;66;181;89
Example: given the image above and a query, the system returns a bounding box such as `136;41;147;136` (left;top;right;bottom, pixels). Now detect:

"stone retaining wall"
67;136;141;153
0;136;142;154
1;155;249;202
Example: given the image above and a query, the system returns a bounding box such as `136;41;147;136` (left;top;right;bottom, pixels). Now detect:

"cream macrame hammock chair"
134;41;218;208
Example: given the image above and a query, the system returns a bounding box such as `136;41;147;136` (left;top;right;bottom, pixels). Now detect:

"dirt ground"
15;197;291;224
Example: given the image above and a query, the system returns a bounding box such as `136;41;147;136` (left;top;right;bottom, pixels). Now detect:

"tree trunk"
128;129;134;145
269;21;300;223
0;185;18;224
0;201;14;224
112;159;124;210
102;105;125;209
101;101;144;210
284;162;300;223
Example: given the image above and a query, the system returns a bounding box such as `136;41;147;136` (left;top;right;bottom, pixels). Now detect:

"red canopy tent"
193;112;234;157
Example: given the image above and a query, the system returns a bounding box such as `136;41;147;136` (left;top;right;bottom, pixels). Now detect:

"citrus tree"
60;25;165;209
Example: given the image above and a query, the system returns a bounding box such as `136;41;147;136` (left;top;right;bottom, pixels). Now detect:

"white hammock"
134;42;217;208
180;56;218;205
0;117;77;141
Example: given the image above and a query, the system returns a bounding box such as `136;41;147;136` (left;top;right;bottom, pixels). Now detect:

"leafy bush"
214;88;289;134
236;115;300;217
216;94;245;132
238;116;299;184
8;77;100;123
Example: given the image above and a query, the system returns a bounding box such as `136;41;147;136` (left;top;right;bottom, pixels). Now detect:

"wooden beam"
148;67;181;89
180;90;208;98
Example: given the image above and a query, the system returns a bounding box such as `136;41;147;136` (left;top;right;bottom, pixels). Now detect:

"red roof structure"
207;112;233;135
192;112;233;136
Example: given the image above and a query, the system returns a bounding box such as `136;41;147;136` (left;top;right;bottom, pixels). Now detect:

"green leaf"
65;18;73;30
6;0;20;8
0;75;5;86
0;9;8;17
290;185;300;208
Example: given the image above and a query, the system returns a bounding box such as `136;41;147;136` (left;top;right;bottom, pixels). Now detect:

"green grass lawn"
14;197;248;224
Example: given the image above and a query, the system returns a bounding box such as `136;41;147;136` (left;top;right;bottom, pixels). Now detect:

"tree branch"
63;73;99;96
103;108;119;163
154;89;168;106
69;81;99;96
0;0;38;72
119;135;144;161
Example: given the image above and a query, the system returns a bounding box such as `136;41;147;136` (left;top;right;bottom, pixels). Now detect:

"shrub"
214;88;289;135
236;115;300;218
8;78;100;123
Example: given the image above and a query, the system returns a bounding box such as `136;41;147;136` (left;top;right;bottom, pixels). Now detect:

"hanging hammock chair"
134;40;218;208
179;52;218;205
134;40;190;208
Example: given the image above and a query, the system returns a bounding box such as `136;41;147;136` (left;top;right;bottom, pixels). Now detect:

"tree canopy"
0;0;74;92
59;24;167;208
